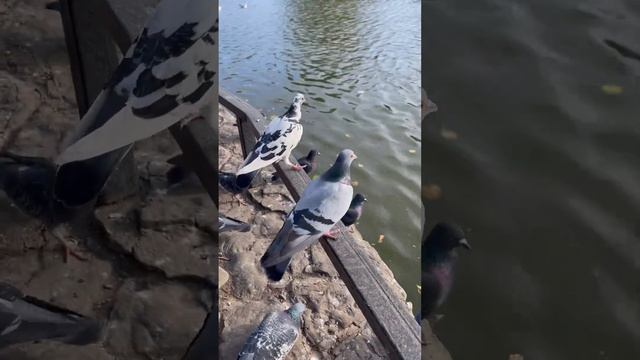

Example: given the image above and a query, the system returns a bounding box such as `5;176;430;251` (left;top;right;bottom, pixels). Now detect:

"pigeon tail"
219;171;257;194
54;146;132;207
262;257;291;282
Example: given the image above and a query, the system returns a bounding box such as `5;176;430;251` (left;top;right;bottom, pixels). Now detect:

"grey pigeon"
237;303;305;360
236;94;306;175
0;283;102;348
420;222;470;322
219;215;251;233
260;149;356;281
271;149;319;182
56;0;216;165
341;193;367;229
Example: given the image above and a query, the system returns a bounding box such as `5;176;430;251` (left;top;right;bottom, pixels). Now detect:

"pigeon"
0;283;102;348
0;152;94;261
237;303;305;360
271;149;319;182
420;222;470;322
260;149;356;282
236;94;306;176
219;215;251;233
219;170;258;194
341;193;367;230
55;0;216;165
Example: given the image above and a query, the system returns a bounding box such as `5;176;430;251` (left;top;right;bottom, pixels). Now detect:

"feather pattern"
237;304;305;360
261;150;356;281
236;94;305;175
56;0;217;165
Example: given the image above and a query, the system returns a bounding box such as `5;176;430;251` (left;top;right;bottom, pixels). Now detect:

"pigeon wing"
236;118;302;175
261;180;352;267
56;0;216;165
238;312;299;360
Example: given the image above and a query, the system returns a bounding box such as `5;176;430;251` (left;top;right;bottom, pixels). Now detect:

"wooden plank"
219;89;422;360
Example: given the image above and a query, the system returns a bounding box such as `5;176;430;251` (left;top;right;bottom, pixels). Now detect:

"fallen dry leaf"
601;84;623;95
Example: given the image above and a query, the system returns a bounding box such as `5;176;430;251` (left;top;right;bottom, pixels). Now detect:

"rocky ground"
0;1;214;359
218;106;415;359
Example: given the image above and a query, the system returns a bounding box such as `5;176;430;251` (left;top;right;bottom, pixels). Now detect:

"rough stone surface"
0;2;214;358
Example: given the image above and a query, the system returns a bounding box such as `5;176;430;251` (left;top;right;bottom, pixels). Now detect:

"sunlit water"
425;0;640;358
220;0;422;308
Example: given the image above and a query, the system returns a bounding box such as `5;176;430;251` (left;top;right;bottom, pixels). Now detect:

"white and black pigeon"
235;94;306;177
55;0;216;165
260;149;356;282
0;283;102;348
237;303;305;360
218;215;251;233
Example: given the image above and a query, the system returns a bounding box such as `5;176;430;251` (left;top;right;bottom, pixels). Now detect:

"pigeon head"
321;149;357;182
293;93;305;106
351;193;367;207
287;303;306;324
424;222;470;256
307;150;319;161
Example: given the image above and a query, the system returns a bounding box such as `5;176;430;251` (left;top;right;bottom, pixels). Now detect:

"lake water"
425;0;640;358
220;0;422;308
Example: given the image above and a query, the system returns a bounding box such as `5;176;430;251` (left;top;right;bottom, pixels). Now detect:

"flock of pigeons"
0;0;472;358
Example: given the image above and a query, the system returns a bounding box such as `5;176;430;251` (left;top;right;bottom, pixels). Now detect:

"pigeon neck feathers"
285;303;305;326
321;151;354;183
282;103;302;122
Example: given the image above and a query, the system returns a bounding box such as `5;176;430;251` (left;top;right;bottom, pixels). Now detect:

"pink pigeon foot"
290;163;304;171
323;229;339;240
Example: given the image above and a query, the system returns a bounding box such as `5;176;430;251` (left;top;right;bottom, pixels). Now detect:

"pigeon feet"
323;229;339;240
290;163;304;172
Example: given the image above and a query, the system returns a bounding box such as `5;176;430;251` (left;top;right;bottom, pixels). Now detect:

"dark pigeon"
261;150;356;282
0;152;101;260
271;150;319;182
420;222;470;322
0;283;102;348
237;303;305;360
341;193;367;228
219;170;258;195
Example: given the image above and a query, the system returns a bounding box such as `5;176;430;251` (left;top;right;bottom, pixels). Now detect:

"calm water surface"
425;0;640;358
220;0;422;308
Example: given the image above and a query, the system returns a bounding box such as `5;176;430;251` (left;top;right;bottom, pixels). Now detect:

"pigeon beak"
459;238;471;250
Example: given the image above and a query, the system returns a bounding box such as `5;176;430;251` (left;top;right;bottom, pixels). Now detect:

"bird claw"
323;229;339;240
290;164;304;172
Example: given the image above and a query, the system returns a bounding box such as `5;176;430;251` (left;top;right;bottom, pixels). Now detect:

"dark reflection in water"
425;0;640;358
220;0;422;308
